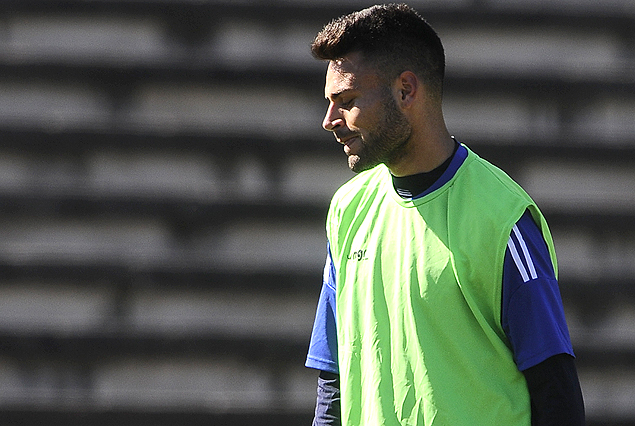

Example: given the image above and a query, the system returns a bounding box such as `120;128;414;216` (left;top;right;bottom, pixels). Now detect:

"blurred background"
0;0;633;425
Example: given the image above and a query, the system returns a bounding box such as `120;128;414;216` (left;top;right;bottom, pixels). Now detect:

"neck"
392;140;459;198
387;127;455;177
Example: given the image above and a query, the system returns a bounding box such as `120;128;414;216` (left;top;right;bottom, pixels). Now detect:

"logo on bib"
347;249;368;261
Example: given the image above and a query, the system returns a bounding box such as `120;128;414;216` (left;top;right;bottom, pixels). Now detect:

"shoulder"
459;148;532;204
331;164;388;200
447;148;538;239
328;164;390;216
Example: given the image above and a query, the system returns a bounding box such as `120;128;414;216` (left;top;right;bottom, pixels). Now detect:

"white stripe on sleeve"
512;224;538;280
507;236;530;283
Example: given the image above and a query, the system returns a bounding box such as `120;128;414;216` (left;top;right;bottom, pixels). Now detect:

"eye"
341;98;355;109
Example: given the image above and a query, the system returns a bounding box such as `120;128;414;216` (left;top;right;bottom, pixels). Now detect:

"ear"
395;71;418;108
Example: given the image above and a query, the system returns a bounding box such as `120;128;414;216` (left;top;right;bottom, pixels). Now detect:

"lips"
340;135;361;155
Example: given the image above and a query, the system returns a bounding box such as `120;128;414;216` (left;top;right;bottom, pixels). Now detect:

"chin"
348;155;378;174
348;155;362;173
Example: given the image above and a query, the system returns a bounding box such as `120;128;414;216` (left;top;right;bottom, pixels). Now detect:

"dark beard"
348;92;412;173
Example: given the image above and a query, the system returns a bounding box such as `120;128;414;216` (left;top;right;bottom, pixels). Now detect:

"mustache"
334;130;360;144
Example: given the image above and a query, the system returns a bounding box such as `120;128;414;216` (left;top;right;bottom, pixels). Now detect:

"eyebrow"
326;88;354;101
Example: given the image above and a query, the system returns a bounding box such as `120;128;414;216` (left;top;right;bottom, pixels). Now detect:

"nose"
322;102;344;132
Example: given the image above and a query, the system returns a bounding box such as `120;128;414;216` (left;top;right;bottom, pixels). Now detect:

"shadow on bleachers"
0;1;634;425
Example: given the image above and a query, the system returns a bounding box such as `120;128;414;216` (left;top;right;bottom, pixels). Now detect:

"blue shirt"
306;145;574;374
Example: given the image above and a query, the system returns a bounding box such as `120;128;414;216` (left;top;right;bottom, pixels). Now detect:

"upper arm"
306;243;339;373
502;210;574;371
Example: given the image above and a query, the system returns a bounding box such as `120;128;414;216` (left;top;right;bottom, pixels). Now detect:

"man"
305;4;585;426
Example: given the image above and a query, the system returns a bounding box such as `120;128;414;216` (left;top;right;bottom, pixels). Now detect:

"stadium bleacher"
0;1;634;425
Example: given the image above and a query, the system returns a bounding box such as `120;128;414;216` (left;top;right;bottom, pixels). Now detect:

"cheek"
345;95;385;132
344;108;367;131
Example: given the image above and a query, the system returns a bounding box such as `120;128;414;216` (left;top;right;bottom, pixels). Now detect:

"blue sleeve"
306;243;339;373
502;210;575;372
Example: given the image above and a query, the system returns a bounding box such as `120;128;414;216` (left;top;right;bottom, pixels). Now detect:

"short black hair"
312;3;445;98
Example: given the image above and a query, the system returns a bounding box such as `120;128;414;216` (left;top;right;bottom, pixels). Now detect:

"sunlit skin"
322;51;455;177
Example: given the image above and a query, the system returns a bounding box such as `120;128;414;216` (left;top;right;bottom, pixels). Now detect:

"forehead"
324;54;381;97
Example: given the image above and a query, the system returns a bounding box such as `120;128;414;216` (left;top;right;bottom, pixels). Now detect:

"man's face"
322;53;412;173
